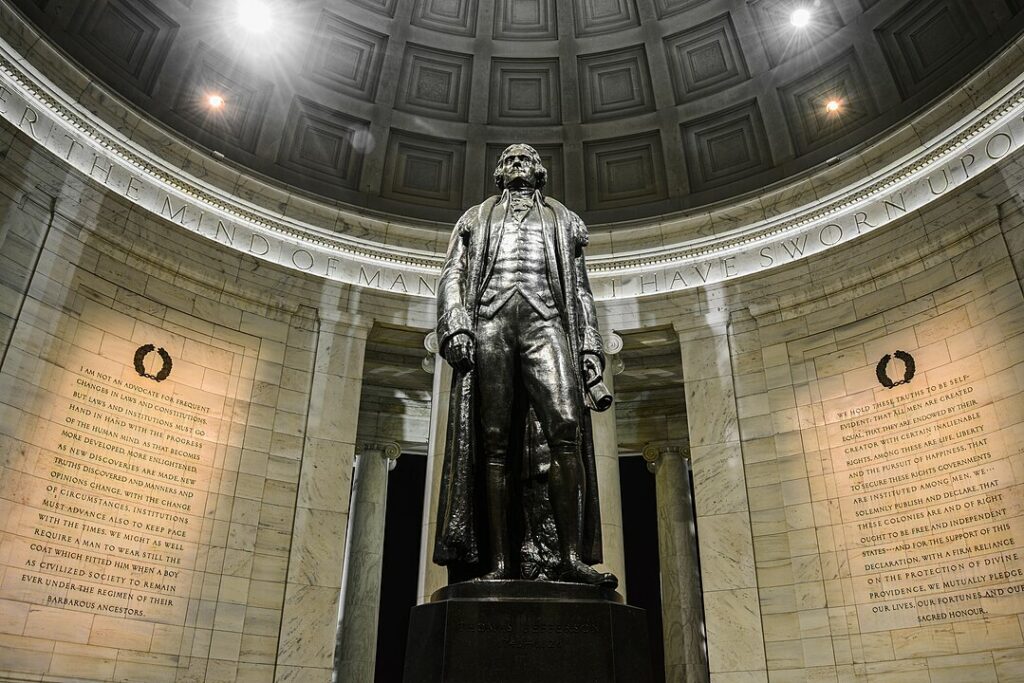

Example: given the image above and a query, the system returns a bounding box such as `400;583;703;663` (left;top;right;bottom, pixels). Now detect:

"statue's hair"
493;144;547;191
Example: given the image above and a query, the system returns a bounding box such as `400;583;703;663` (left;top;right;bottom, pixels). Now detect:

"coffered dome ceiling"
13;0;1024;226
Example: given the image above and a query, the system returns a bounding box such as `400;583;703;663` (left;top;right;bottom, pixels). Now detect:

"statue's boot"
558;560;618;589
549;452;618;589
478;461;514;581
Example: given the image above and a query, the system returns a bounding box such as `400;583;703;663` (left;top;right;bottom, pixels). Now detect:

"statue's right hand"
443;333;475;373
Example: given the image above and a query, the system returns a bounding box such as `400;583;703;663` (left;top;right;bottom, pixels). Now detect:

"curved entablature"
1;20;1023;301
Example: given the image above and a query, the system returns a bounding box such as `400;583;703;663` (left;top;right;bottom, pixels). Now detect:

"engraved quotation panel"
0;297;243;626
826;374;1015;629
814;315;1024;633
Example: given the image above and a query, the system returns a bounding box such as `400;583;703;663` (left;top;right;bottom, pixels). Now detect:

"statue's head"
494;143;547;192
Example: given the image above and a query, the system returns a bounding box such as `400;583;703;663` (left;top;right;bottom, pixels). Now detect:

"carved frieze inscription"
0;345;222;623
825;372;1022;631
0;33;1023;299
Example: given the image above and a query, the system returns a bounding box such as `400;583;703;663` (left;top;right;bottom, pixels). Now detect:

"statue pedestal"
402;580;653;682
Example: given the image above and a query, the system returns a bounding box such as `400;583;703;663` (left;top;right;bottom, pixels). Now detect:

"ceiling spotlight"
237;0;272;33
207;94;225;109
790;8;812;28
825;99;842;114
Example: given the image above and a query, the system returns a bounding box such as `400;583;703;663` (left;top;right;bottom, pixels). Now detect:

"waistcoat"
477;195;557;320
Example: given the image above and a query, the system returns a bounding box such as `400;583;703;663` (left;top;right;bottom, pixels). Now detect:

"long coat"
433;190;605;572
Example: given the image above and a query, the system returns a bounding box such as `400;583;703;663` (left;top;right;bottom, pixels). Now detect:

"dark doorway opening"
620;454;666;683
375;454;426;682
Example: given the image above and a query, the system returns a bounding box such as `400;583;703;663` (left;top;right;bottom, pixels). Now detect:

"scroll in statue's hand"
443;332;475;373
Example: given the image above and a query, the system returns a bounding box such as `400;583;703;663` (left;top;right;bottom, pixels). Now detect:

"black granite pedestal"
403;581;653;682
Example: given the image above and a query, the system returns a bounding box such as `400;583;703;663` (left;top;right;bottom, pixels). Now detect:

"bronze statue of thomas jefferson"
434;144;616;587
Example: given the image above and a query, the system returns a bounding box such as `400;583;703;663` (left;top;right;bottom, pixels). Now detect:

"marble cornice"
1;8;1023;302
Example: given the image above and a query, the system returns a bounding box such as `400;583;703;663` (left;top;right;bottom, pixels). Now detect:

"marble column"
591;332;627;591
645;443;709;683
334;441;401;682
417;332;452;604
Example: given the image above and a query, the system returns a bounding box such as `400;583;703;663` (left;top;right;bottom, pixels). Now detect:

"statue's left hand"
581;353;601;381
581;353;613;411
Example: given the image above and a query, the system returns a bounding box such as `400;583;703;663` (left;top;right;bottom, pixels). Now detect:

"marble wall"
713;152;1024;682
731;155;1024;682
0;119;433;682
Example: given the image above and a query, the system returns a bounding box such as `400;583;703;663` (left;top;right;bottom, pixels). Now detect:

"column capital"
642;442;688;472
424;331;440;354
422;332;442;374
642;443;662;473
603;331;623;355
357;441;402;461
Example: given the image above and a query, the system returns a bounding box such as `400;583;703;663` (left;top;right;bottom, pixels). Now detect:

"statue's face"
497;146;540;189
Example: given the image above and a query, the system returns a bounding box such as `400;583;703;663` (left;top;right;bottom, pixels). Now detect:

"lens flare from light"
825;99;841;114
238;0;272;33
207;94;225;109
791;8;812;28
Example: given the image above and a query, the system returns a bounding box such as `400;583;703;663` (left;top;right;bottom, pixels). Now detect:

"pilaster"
275;312;371;683
674;316;767;682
